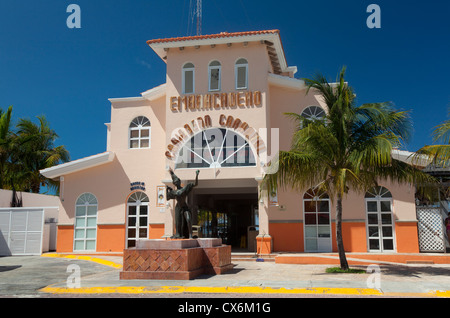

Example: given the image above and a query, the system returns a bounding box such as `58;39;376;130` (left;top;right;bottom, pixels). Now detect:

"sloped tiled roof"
147;29;288;74
146;30;280;45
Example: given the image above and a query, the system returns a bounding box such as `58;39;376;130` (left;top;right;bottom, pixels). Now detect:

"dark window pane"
128;228;136;238
128;217;136;227
139;228;147;238
381;214;392;224
380;201;391;212
383;239;394;250
367;201;377;212
368;214;378;224
140;206;148;215
304;201;316;213
369;226;379;237
305;213;316;225
382;226;393;237
318;213;330;224
318;201;329;212
139;217;147;227
369;239;380;250
128;206;136;215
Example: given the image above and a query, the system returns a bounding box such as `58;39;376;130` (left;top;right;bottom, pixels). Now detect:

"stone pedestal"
119;238;233;280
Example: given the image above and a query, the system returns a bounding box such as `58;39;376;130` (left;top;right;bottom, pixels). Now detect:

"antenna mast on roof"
187;0;202;36
196;0;202;35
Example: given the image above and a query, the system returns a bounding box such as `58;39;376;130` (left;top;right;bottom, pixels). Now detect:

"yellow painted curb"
39;285;384;296
41;253;122;269
38;285;450;297
429;290;450;298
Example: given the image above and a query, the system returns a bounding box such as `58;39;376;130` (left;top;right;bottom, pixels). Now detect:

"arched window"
303;188;332;252
126;191;149;248
182;62;195;94
235;58;248;90
129;116;151;149
74;193;98;251
208;60;221;91
175;127;256;169
301;106;326;121
365;186;395;252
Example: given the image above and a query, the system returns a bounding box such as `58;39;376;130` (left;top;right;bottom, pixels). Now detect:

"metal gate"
0;208;44;256
416;207;446;252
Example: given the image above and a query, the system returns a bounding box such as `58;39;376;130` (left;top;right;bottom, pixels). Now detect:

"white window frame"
235;58;248;90
182;62;195;94
208;61;221;92
303;188;332;253
174;127;257;169
129;116;151;149
365;186;396;253
74;193;98;252
126;191;150;248
301;106;326;121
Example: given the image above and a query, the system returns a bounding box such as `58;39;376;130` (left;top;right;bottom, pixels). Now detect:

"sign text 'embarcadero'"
170;91;262;112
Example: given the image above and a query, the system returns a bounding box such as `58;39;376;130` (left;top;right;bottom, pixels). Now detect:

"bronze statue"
166;168;199;239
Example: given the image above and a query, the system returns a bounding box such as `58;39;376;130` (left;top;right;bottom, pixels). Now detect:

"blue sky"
0;0;449;164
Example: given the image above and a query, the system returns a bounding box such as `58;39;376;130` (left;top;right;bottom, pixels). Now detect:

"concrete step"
231;253;276;262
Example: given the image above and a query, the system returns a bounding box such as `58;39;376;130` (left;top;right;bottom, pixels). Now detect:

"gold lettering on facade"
254;91;262;106
203;94;212;110
237;92;245;107
169;91;263;112
245;92;253;106
214;94;221;109
221;93;228;108
165;114;265;160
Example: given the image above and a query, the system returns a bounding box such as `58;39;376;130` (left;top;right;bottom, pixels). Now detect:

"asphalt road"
0;255;112;297
2;255;450;300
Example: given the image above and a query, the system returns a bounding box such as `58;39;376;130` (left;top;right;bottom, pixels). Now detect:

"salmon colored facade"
41;30;420;255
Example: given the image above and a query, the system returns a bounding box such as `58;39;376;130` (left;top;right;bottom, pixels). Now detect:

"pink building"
40;30;420;255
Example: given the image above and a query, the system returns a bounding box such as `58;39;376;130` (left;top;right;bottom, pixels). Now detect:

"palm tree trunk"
336;193;349;270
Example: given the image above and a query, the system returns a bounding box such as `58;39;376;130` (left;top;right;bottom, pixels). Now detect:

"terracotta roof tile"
147;29;280;45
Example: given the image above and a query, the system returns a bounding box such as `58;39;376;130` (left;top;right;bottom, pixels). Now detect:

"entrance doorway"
126;191;149;248
192;187;258;251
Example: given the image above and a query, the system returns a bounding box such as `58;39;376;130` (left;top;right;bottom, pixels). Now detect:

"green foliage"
414;109;450;168
262;66;437;269
0;106;70;194
325;267;365;274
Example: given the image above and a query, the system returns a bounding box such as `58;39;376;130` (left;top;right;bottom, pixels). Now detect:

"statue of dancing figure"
166;168;199;239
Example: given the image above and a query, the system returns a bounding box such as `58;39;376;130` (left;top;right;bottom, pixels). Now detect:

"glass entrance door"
303;188;332;252
126;191;149;248
365;186;395;252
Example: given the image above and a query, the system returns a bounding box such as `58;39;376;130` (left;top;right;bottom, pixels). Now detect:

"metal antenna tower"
195;0;202;36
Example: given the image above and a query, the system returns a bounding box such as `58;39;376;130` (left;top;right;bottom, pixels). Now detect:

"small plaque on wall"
157;185;165;207
130;181;146;191
269;190;278;206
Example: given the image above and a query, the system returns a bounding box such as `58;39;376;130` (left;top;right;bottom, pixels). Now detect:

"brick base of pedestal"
119;238;233;280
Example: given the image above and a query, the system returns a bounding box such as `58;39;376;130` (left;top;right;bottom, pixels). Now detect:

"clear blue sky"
0;0;449;163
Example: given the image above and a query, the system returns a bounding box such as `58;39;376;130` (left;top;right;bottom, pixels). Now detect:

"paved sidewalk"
38;254;450;297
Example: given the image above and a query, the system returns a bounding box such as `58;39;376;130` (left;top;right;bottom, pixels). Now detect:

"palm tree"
414;111;450;198
0;105;13;189
415;111;450;167
263;67;435;270
14;115;70;193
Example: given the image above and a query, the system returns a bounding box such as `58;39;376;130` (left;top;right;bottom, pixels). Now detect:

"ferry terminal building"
41;30;421;255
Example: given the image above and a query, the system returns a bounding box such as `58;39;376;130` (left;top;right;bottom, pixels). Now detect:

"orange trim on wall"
395;222;420;253
341;222;368;253
269;222;368;253
256;235;272;254
97;224;126;253
149;224;165;239
56;225;74;253
269;222;303;252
